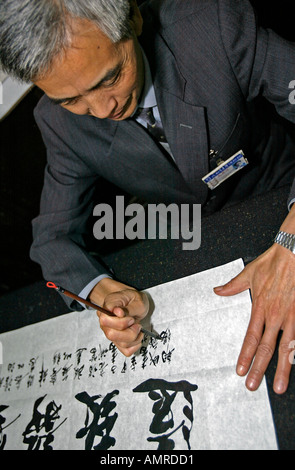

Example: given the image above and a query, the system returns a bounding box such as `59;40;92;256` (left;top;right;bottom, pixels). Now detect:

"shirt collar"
137;49;157;109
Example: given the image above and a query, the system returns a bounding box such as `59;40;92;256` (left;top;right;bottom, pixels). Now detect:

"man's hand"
90;278;149;357
214;243;295;394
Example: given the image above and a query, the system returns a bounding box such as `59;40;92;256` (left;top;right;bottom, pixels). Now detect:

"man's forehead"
67;17;107;43
42;18;119;76
35;23;123;99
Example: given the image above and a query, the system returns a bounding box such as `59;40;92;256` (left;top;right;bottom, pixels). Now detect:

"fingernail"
274;380;286;394
128;318;135;327
130;323;142;335
247;378;258;391
237;365;247;376
214;286;223;292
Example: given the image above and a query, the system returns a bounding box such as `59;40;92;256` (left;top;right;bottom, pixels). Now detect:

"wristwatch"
274;230;295;254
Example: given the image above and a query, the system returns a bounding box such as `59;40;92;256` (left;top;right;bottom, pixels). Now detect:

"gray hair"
0;0;133;82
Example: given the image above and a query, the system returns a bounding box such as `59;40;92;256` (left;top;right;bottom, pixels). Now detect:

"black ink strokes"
0;405;9;450
75;390;119;450
133;379;198;450
0;405;21;450
22;395;67;450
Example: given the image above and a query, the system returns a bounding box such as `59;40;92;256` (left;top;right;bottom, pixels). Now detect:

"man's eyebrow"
88;62;123;91
49;63;123;105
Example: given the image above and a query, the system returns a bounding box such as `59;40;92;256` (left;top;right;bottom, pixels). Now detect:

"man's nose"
87;94;118;119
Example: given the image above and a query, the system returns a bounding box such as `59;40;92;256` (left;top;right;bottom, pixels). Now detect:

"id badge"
202;150;248;190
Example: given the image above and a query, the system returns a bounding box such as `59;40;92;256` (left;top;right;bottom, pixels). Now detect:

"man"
1;0;295;395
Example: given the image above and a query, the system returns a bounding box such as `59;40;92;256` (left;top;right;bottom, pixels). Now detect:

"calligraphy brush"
46;282;161;340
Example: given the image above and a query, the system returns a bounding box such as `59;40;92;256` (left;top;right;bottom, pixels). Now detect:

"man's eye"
62;97;80;106
104;72;121;88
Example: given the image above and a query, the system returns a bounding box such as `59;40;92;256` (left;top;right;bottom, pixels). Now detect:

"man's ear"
129;0;143;36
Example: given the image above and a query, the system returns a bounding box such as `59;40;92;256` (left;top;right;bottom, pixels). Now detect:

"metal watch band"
274;230;295;254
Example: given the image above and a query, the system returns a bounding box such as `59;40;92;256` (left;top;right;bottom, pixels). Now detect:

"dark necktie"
133;107;167;143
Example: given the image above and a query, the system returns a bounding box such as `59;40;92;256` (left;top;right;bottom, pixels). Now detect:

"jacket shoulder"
142;0;219;28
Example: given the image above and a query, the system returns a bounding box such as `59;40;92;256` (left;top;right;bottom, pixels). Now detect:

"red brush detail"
46;281;57;289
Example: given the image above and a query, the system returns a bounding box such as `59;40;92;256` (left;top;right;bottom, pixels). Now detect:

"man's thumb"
213;270;249;297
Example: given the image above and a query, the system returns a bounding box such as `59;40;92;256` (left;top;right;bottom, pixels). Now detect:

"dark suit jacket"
31;0;295;305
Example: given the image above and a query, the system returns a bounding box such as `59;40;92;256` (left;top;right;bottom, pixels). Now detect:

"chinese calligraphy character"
133;378;198;450
75;348;87;365
49;368;61;385
148;329;175;367
22;395;67;450
75;390;119;450
0;405;21;450
38;361;48;387
29;357;38;373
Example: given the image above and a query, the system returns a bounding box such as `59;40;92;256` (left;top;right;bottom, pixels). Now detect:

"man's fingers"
214;268;250;297
115;342;143;358
236;312;265;378
244;329;278;391
273;326;295;394
98;309;135;330
100;319;143;347
94;288;150;358
214;245;295;394
103;325;143;356
237;308;295;394
104;289;149;320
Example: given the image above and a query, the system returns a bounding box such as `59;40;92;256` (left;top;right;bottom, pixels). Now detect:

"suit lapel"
156;87;209;202
143;27;209;203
